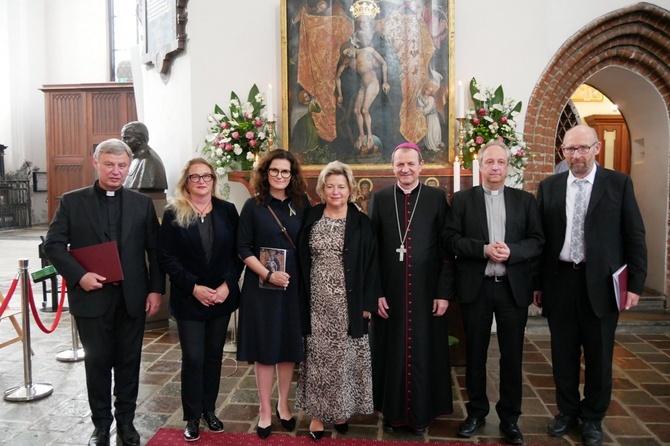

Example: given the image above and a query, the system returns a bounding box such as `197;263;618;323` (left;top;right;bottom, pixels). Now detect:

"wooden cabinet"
584;114;630;175
42;83;137;220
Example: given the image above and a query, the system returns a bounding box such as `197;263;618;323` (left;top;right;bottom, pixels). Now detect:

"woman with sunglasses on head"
237;149;310;440
159;158;243;442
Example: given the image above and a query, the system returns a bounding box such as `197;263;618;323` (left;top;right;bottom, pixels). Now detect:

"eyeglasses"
188;173;214;183
268;168;292;178
562;141;598;155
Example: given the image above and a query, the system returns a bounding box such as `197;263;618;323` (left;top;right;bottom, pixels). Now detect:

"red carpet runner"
147;429;506;445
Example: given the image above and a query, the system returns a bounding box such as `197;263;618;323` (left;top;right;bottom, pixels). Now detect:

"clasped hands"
193;282;230;307
485;241;510;263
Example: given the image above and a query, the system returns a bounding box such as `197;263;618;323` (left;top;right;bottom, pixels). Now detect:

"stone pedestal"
137;190;171;329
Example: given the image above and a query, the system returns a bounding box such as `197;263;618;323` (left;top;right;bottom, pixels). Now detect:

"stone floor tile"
645;422;670;443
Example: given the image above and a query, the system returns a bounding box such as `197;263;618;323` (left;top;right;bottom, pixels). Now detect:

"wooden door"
42;84;137;220
584;114;630;175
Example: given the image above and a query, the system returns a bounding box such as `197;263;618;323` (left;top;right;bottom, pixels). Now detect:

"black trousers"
75;287;145;428
547;262;618;421
176;314;231;420
461;279;528;424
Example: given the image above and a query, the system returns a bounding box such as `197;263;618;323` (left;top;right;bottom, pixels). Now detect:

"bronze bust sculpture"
121;122;168;192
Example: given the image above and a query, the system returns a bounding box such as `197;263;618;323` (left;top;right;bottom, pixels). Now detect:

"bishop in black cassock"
369;143;454;434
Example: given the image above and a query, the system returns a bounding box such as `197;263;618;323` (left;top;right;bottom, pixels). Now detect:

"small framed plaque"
33;171;47;192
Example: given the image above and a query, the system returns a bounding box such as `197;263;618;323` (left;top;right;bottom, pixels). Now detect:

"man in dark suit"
535;125;647;446
44;139;165;446
444;141;544;445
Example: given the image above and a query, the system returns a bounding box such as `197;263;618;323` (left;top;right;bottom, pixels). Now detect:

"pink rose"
478;108;486;116
518;150;525;156
245;131;255;139
254;119;263;127
245;112;252;120
500;116;508;124
231;131;240;139
472;117;480;125
475;136;484;145
221;122;229;129
497;136;504;142
225;144;233;152
249;139;257;147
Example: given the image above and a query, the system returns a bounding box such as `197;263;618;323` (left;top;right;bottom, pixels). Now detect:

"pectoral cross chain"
396;244;407;261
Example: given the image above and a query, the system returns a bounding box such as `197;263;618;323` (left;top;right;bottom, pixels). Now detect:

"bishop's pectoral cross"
396;243;407;261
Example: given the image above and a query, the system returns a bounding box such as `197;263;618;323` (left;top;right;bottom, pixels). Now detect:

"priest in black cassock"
369;142;454;435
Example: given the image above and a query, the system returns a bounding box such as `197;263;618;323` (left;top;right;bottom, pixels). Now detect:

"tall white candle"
456;81;465;118
472;154;480;186
453;157;461;192
267;84;274;120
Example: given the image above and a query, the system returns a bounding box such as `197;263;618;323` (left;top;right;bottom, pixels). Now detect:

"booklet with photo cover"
259;247;287;290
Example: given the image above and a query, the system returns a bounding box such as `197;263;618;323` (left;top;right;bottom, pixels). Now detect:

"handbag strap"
266;205;297;251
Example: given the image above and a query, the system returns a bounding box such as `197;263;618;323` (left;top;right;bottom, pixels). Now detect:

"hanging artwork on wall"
571;84;605;102
281;0;455;170
139;0;189;75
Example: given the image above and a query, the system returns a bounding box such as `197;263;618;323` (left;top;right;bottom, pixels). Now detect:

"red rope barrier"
0;275;20;318
27;277;67;333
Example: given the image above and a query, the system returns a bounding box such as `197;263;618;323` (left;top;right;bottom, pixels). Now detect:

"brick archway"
523;2;670;192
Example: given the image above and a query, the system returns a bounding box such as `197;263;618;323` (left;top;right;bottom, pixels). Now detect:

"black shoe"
581;420;603;446
88;427;110;446
309;430;325;442
382;420;395;433
275;405;296;431
202;411;224;433
458;416;486;437
256;424;271;440
183;419;200;442
116;423;140;446
499;422;524;445
547;413;577;437
410;427;427;436
334;422;348;434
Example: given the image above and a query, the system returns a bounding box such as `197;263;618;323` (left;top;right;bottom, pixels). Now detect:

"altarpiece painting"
281;0;455;169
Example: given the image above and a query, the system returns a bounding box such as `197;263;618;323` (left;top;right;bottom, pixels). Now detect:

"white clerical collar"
568;164;597;186
106;190;116;197
397;181;420;195
482;185;504;196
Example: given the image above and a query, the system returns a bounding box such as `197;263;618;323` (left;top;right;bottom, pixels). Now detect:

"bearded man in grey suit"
44;139;165;446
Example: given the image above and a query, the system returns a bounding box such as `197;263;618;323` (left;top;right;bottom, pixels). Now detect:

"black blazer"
44;184;165;318
298;202;381;338
537;167;647;317
159;197;243;320
444;186;544;307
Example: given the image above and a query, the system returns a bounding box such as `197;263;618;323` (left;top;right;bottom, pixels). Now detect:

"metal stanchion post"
4;259;53;402
223;310;237;353
56;315;85;362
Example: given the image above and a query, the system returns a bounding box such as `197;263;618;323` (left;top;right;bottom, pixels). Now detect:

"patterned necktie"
570;179;587;263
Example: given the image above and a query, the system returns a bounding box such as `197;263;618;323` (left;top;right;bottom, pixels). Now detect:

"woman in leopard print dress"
297;161;381;440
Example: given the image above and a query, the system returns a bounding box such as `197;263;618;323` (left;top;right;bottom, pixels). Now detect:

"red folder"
69;241;124;283
612;264;628;312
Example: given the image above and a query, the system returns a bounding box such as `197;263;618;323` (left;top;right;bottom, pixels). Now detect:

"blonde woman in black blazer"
159;158;243;442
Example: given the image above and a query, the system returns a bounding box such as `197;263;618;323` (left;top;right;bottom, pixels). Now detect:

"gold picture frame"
571;84;604;102
281;0;455;172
